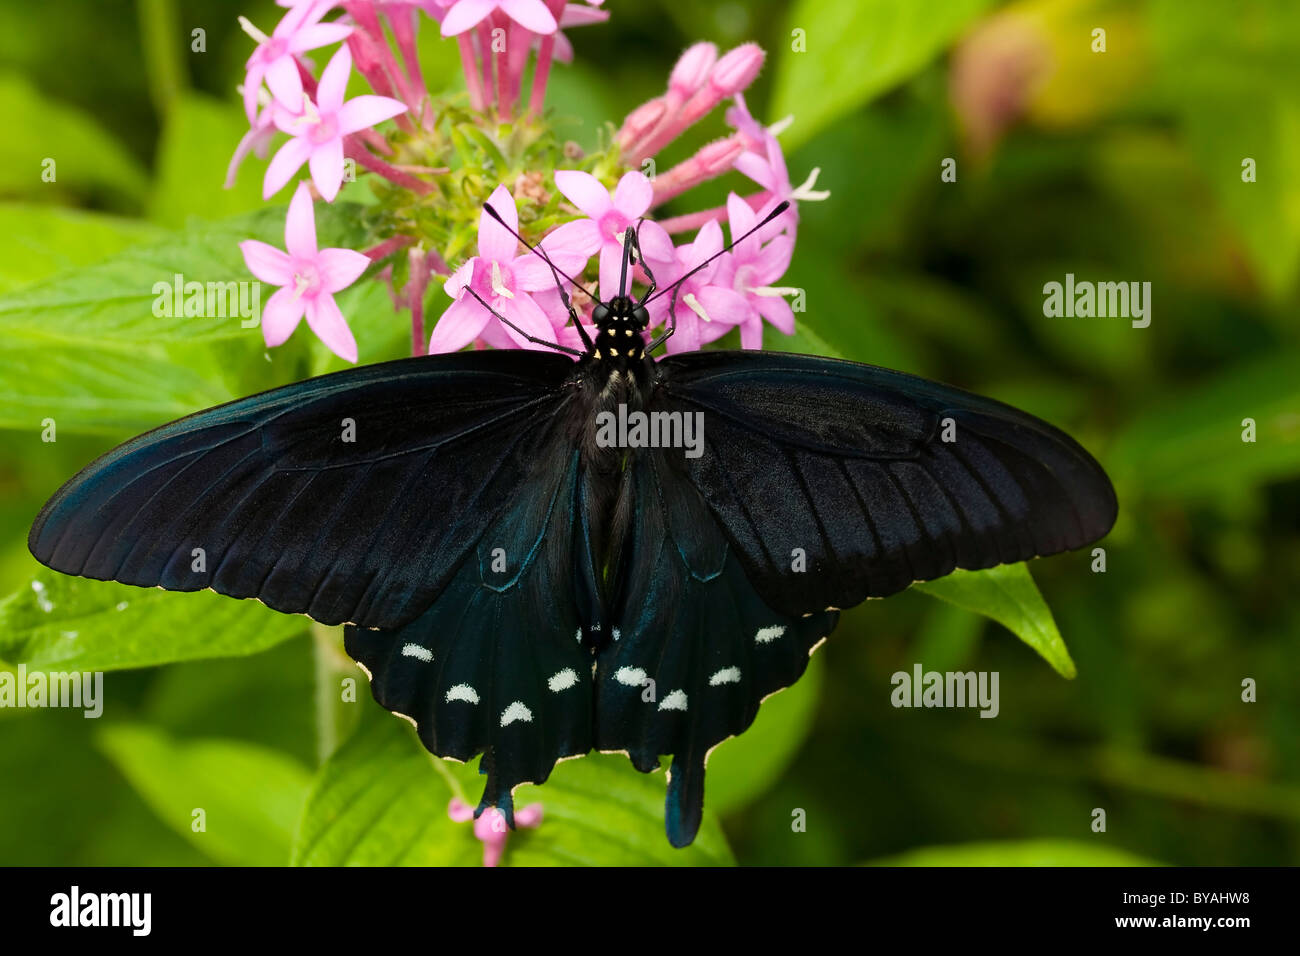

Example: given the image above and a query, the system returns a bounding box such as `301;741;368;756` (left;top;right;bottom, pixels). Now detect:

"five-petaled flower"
265;45;408;201
549;170;675;299
239;182;370;362
658;219;748;354
239;4;352;123
715;193;799;350
430;184;588;353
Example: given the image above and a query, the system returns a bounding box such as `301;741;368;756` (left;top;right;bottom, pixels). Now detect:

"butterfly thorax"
581;295;654;399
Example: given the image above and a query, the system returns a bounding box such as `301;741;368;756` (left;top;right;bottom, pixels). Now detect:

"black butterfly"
28;201;1116;848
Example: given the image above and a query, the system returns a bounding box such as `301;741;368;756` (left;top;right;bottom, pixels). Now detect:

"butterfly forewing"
653;350;1118;617
28;350;579;630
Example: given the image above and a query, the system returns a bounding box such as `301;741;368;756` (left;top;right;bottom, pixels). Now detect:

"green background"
0;0;1297;866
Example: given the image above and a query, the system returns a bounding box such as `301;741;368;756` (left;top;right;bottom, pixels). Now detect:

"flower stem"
409;247;431;356
530;34;556;119
344;137;434;194
458;34;486;111
137;0;185;117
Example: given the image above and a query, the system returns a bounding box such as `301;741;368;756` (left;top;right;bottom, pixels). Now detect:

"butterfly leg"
645;280;681;353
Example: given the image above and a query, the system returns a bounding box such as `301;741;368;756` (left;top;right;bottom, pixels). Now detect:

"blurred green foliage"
0;0;1297;866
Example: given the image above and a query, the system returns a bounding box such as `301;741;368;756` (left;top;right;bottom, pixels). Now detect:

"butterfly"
28;200;1116;848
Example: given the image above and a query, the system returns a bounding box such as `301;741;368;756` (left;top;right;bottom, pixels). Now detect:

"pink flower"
264;45;408;200
226;101;280;189
448;798;543;867
439;0;558;36
714;193;798;350
658;219;749;355
549;170;674;297
239;5;352;122
429;185;587;353
728;95;827;239
239;182;370;362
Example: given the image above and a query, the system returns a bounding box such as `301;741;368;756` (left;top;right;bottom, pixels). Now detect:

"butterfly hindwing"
654;350;1118;617
28;350;578;629
595;448;837;847
345;446;596;824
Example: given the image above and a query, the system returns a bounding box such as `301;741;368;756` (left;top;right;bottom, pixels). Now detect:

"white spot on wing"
612;627;621;641
500;701;533;726
446;684;479;704
709;666;741;686
400;643;432;662
615;666;647;687
659;689;688;711
548;668;578;692
755;625;786;644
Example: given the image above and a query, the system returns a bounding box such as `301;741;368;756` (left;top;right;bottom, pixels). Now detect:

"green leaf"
0;340;236;434
294;705;735;866
149;93;270;227
0;204;364;347
0;70;149;205
704;654;824;814
0;568;307;671
1109;350;1300;501
914;563;1075;678
0;203;167;295
772;0;994;152
98;724;311;866
0;204;369;434
863;839;1159;866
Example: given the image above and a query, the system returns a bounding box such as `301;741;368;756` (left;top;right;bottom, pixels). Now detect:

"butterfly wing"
345;445;598;824
597;349;1116;846
594;449;838;847
654;349;1118;617
28;350;580;630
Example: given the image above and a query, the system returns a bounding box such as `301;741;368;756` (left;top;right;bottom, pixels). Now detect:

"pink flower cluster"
232;0;827;363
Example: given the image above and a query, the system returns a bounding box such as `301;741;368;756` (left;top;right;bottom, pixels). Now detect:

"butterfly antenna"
644;200;790;308
483;203;597;352
644;200;790;353
463;287;585;357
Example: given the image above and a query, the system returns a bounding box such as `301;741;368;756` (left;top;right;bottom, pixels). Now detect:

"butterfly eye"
632;306;649;329
592;304;610;324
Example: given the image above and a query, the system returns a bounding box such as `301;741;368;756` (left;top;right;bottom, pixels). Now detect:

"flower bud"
709;43;765;96
670;42;718;97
